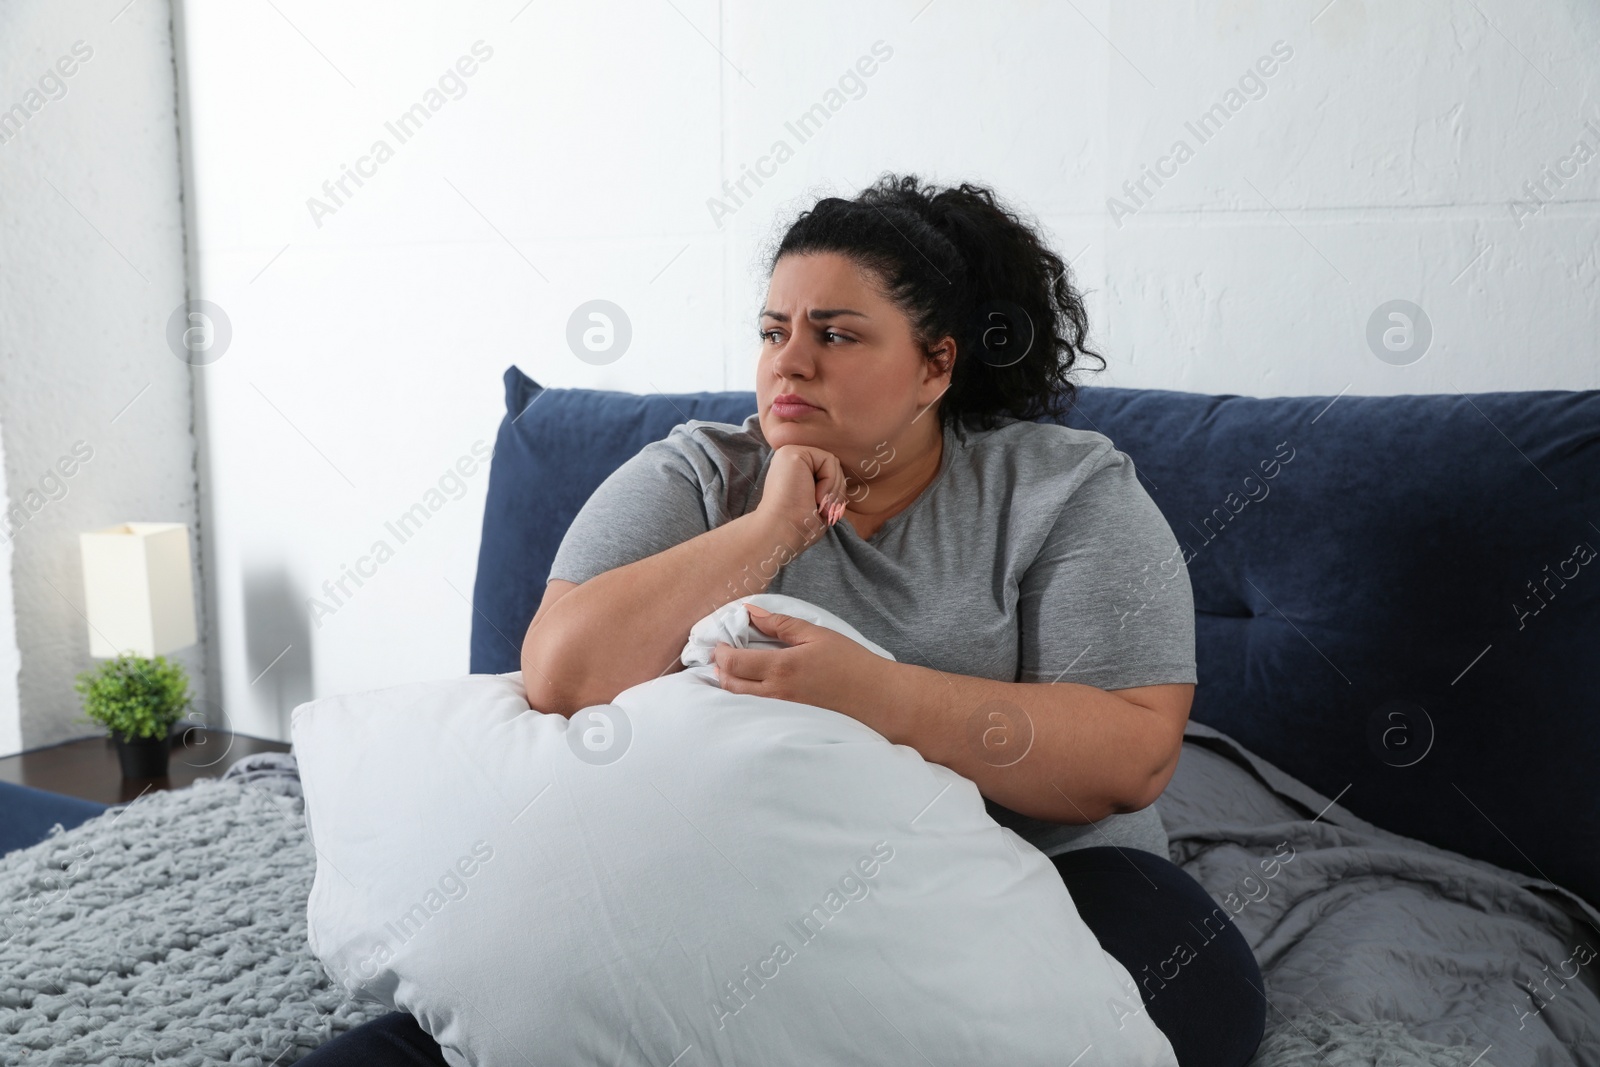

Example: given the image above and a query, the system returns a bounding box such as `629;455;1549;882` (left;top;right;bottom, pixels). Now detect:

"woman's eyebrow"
759;308;870;322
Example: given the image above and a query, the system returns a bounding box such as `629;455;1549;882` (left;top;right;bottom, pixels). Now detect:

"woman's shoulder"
964;418;1174;568
669;411;767;448
962;416;1126;489
660;412;770;471
645;413;769;520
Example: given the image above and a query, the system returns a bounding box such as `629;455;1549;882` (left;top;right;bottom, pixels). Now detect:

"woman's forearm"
522;511;813;716
876;662;1188;824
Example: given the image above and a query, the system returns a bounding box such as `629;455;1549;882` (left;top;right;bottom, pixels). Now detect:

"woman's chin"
759;417;831;449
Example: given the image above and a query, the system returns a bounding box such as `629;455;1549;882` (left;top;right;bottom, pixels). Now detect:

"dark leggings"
298;847;1264;1067
1051;846;1266;1066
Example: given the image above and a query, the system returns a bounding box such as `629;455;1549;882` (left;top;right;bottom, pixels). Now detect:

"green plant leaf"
73;653;193;743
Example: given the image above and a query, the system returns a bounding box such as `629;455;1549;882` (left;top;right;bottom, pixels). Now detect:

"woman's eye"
756;327;851;344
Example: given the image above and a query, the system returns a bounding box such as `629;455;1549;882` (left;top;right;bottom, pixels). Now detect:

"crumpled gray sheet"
1157;720;1600;1066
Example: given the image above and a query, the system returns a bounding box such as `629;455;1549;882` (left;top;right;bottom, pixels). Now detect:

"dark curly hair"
766;174;1104;437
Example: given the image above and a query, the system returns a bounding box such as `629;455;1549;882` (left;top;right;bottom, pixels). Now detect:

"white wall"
0;0;203;754
0;436;19;756
175;0;1599;741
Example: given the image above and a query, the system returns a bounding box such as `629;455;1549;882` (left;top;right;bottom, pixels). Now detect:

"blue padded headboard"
472;365;1600;907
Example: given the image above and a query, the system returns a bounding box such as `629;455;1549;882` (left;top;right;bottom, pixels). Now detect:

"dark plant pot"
114;732;171;778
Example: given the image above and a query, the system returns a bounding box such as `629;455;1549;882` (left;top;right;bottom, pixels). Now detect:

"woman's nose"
770;337;817;379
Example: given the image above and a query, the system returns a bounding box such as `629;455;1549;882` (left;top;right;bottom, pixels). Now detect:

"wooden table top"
0;728;292;805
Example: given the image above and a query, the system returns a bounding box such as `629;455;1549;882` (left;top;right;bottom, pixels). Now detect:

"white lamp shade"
79;522;198;658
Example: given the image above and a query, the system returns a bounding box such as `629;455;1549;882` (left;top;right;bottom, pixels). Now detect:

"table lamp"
78;521;198;658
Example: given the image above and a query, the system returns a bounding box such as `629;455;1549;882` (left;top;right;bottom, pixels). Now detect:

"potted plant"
74;653;193;778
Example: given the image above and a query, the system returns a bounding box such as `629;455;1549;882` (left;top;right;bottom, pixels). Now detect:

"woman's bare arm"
520;510;812;716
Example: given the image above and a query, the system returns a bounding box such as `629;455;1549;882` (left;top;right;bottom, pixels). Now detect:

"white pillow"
293;593;1175;1067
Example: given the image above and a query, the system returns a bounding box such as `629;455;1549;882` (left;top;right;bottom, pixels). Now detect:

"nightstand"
0;728;291;805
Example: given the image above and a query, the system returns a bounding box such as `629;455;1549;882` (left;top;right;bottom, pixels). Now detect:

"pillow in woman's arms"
291;593;1177;1067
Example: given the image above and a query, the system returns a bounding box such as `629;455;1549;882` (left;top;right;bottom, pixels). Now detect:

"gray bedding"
1161;722;1600;1066
0;725;1594;1065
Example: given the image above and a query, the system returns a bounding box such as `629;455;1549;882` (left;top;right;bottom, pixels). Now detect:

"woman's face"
756;251;953;468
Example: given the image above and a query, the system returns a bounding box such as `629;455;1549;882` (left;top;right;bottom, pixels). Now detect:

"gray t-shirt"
547;411;1198;861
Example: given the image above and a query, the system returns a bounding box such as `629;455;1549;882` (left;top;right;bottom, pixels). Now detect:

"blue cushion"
0;780;107;857
471;365;1600;907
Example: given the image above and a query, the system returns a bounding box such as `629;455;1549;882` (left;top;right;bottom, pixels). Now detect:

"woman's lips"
771;398;822;417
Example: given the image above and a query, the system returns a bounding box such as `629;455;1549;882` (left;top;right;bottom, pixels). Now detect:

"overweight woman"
301;175;1266;1067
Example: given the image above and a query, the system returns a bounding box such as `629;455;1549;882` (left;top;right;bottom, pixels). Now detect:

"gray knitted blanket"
0;774;390;1065
3;741;1583;1064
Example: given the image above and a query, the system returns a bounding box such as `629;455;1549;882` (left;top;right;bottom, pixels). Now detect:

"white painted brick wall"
0;0;202;754
6;1;1595;744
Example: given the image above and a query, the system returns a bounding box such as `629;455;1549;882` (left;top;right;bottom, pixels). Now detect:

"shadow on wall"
242;562;314;740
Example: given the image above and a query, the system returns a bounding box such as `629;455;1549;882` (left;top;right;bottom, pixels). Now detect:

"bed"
1;370;1595;1064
